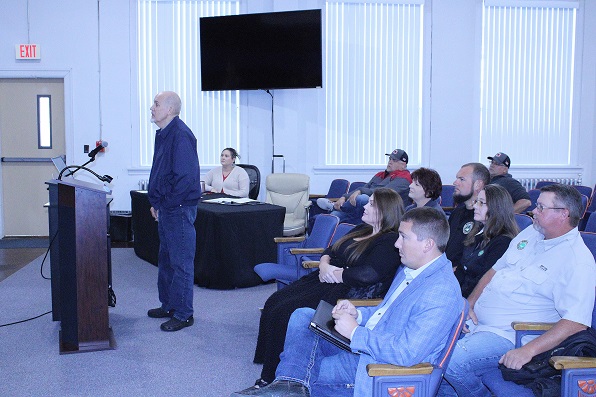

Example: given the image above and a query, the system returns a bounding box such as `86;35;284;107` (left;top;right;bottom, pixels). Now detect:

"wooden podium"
46;178;115;354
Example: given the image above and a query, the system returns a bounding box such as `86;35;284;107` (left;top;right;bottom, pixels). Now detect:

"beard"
453;191;473;205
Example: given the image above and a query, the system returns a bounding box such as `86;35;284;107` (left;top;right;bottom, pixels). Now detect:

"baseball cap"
385;149;408;163
487;152;511;167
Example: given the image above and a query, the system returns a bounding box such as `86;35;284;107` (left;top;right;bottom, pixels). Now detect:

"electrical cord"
40;231;58;280
0;230;58;327
0;310;52;328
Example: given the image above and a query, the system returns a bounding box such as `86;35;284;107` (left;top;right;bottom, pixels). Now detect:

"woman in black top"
455;184;520;297
248;188;404;389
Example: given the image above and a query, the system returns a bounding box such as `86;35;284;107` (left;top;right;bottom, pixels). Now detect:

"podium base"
59;327;116;354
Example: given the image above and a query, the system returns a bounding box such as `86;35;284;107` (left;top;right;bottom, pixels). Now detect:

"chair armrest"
290;248;325;255
367;363;434;376
311;197;341;202
274;236;306;243
550;356;596;370
348;298;382;307
302;261;320;269
511;322;555;331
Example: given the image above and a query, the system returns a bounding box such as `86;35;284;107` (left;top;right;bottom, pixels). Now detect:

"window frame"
476;0;584;172
315;0;431;172
37;94;52;149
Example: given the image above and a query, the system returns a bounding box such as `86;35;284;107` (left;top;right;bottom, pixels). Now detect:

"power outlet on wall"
84;144;89;153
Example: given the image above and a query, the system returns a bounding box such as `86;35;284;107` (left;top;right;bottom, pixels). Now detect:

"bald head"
150;91;182;128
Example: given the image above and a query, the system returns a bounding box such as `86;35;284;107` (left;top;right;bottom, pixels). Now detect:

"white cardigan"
203;166;250;198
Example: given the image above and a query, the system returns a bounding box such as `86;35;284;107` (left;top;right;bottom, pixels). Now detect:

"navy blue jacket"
148;116;201;210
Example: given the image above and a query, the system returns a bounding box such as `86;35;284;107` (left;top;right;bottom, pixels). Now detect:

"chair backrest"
585;213;596;233
305;214;340;249
526;189;540;212
574;185;593;201
429;298;469;393
266;173;310;236
348;181;366;193
590;185;596;213
535;180;557;189
440;185;455;209
581;194;589;217
236;164;261;200
329;223;356;246
581;232;596;263
580;231;596;330
514;213;533;231
589;194;596;214
327;179;350;198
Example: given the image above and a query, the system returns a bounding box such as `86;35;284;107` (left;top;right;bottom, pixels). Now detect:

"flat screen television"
200;9;322;91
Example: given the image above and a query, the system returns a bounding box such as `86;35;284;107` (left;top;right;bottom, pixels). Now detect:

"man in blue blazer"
231;207;463;397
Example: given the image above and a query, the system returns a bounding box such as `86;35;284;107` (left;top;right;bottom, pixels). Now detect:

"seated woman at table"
246;188;404;391
405;167;445;216
454;183;519;298
203;147;249;197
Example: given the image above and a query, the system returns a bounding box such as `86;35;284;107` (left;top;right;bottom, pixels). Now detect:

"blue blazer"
350;253;463;396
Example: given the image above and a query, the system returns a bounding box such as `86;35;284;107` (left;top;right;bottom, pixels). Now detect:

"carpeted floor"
0;248;276;397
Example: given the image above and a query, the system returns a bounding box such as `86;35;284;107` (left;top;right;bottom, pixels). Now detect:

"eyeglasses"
472;199;487;207
534;203;566;212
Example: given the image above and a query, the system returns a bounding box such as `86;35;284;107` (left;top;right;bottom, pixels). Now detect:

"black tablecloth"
130;191;285;289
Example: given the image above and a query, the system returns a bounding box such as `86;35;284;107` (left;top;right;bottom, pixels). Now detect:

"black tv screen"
200;9;322;91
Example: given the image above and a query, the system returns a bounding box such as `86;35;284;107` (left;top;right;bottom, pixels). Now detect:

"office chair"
265;173;311;237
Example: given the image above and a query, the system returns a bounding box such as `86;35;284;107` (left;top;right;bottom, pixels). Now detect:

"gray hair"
540;183;584;227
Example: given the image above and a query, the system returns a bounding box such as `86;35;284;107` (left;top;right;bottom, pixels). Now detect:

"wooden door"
0;78;65;236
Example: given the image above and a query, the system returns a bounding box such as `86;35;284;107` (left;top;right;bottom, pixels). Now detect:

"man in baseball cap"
487;152;510;167
487;152;531;213
386;148;409;163
316;149;412;224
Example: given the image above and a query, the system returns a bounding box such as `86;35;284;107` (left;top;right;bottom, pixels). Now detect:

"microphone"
100;174;113;183
88;141;109;158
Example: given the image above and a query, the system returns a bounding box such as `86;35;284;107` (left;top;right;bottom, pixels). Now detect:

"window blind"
137;0;240;167
325;1;424;166
480;1;577;166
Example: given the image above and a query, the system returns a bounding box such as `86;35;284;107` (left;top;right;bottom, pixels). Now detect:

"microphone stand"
58;164;113;183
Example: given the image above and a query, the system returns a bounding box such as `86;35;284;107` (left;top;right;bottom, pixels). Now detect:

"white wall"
1;0;595;212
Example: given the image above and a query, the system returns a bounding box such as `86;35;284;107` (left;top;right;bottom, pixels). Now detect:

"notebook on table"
309;300;352;352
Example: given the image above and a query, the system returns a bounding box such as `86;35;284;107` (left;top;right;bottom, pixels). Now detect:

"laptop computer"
309;300;352;352
51;155;74;177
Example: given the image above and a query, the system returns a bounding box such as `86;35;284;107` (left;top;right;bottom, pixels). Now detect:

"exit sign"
15;44;40;60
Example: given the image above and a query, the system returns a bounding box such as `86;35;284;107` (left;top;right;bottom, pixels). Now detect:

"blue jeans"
157;204;197;321
276;308;358;397
330;194;369;225
481;367;535;397
438;331;514;397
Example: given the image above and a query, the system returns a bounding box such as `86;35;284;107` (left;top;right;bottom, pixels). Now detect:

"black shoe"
229;380;309;396
254;379;269;389
147;307;174;318
233;379;270;394
160;316;194;332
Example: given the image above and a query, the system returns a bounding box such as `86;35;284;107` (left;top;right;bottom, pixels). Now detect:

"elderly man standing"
487;152;531;213
316;149;412;224
146;91;202;332
438;184;596;397
446;163;490;272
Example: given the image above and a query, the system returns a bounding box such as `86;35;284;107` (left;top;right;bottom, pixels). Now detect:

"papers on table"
202;197;260;205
